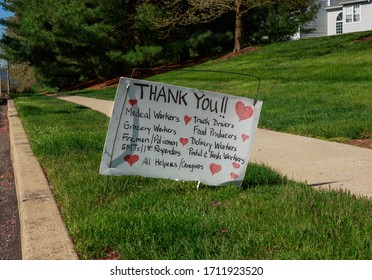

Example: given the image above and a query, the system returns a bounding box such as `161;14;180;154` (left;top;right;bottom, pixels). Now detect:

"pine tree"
0;0;133;88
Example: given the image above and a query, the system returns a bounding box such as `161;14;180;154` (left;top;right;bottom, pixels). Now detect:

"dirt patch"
349;138;372;149
356;35;372;42
62;79;103;92
87;77;120;90
214;46;260;61
69;47;261;91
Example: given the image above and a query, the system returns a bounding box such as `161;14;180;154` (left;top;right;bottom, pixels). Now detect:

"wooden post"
7;61;10;95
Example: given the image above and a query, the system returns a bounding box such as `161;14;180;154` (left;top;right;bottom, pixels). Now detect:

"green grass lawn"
13;32;372;259
14;95;372;259
66;31;372;143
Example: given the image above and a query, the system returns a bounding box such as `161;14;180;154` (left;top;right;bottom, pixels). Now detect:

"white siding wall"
327;9;342;35
301;1;372;38
301;0;329;38
343;3;372;33
370;3;372;30
327;3;372;36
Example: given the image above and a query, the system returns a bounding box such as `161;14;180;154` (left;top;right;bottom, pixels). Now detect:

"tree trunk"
233;0;244;53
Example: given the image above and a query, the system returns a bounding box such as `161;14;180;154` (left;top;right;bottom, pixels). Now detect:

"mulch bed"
357;35;372;42
348;138;372;149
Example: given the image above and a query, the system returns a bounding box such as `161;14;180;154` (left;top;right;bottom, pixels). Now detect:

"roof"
329;0;370;7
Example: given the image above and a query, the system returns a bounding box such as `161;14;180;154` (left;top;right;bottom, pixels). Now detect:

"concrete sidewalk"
57;95;114;117
58;95;372;199
251;129;372;199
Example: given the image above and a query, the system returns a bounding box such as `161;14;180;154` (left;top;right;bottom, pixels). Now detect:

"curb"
7;100;78;260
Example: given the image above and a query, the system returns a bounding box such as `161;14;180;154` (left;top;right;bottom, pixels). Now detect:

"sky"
0;1;13;37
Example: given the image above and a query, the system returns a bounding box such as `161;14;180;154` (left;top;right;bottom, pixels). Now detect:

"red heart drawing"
184;115;192;125
230;172;239;179
209;163;222;176
235;101;253;121
232;162;240;169
242;134;250;142
179;138;189;146
128;99;137;107
124;154;139;166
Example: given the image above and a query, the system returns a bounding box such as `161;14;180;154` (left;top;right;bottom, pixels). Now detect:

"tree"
0;0;319;89
248;0;320;43
9;63;36;92
0;0;136;88
142;0;319;52
142;0;275;52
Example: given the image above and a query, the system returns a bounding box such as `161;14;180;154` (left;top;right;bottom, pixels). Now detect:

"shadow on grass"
241;163;289;189
9;92;35;99
17;105;85;116
16;105;44;116
74;105;89;110
191;163;290;192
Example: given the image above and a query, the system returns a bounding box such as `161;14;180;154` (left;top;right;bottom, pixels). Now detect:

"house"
301;0;372;38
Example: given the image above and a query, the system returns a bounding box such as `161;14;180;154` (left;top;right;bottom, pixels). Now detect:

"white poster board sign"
100;77;262;186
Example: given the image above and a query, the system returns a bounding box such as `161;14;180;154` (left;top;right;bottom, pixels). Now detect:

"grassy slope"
148;31;372;142
68;31;372;142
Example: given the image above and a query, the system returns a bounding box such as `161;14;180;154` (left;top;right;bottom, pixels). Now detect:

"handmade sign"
100;77;262;186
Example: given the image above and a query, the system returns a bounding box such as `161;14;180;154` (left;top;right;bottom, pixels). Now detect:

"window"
336;12;343;34
345;4;361;23
354;5;361;22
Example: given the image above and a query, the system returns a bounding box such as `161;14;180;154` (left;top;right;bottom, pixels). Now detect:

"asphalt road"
0;100;21;260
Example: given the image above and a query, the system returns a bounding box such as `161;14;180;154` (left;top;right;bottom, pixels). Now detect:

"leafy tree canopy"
0;0;319;89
